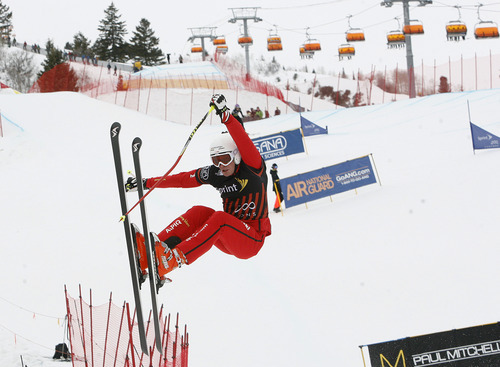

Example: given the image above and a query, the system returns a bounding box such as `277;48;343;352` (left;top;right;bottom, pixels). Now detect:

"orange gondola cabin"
403;20;424;35
216;45;228;54
446;21;467;41
191;45;203;53
387;30;405;48
338;44;355;60
304;39;321;52
299;45;314;59
346;29;365;42
213;37;226;46
238;36;253;46
267;35;283;51
474;21;499;39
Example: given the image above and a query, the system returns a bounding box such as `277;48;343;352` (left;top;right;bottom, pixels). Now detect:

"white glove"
210;94;230;123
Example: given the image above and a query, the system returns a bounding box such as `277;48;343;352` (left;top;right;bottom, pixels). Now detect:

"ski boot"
150;232;187;290
131;223;149;285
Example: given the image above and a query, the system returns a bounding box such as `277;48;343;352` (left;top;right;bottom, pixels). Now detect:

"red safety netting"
30;63;80;93
65;287;188;367
27;52;500;118
214;56;285;102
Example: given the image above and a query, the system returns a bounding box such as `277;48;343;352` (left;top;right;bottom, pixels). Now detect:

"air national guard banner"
470;122;500;150
300;116;328;136
280;155;376;208
367;322;500;367
252;128;305;161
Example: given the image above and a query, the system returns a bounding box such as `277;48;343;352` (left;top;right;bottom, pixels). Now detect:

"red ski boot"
152;235;187;289
131;224;148;284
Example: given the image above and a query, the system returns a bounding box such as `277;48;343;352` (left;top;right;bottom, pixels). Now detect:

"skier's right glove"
125;177;148;192
210;94;230;123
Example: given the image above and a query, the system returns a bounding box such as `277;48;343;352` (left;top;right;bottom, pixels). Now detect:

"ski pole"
120;105;215;221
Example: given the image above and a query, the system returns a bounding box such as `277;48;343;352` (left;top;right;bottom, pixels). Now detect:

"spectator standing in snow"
270;163;284;213
255;107;263;119
232;104;245;128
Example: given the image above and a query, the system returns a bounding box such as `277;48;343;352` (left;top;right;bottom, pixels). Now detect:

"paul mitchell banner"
252;128;305;161
367;322;500;367
280;155;376;208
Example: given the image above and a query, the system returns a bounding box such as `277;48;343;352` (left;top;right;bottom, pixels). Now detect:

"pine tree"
71;32;92;57
0;0;13;44
36;40;79;92
129;18;165;66
93;2;128;62
38;40;65;78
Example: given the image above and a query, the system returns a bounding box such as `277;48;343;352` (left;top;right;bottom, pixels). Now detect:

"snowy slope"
0;88;500;367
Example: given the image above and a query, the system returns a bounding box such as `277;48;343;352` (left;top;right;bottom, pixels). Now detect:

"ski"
110;122;149;356
131;137;163;354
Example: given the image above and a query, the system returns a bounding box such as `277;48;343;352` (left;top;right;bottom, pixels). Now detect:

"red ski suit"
145;114;271;264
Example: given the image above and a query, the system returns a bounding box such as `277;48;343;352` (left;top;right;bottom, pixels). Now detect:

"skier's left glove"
125;177;148;192
210;94;230;123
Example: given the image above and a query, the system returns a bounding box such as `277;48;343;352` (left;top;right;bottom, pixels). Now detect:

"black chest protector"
195;160;269;221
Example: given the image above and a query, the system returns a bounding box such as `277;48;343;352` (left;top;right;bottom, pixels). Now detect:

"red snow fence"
64;285;189;367
29;63;80;93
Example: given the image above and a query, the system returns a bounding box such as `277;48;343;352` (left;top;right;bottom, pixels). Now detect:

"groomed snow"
0;87;499;367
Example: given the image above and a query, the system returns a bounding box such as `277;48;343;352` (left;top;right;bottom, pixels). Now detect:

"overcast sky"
7;0;500;72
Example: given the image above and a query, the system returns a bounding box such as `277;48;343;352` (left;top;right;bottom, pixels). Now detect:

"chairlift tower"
229;7;262;79
381;0;432;98
187;27;217;61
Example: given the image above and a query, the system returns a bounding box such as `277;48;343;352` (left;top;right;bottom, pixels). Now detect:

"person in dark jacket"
231;104;245;128
270;163;284;213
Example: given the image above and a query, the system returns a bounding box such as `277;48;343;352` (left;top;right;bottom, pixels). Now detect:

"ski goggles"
211;153;234;167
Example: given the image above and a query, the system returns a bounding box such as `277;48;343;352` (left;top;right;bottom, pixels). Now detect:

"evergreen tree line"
68;2;165;66
0;1;166;81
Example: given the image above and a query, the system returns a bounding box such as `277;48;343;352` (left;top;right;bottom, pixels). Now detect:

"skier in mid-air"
126;94;271;285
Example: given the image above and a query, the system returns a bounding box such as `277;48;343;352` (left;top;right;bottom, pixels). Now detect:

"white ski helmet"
209;133;241;165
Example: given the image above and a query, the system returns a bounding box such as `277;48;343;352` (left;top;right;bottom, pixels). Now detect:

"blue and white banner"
252;128;305;161
301;116;328;136
280;155;377;208
470;122;500;150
